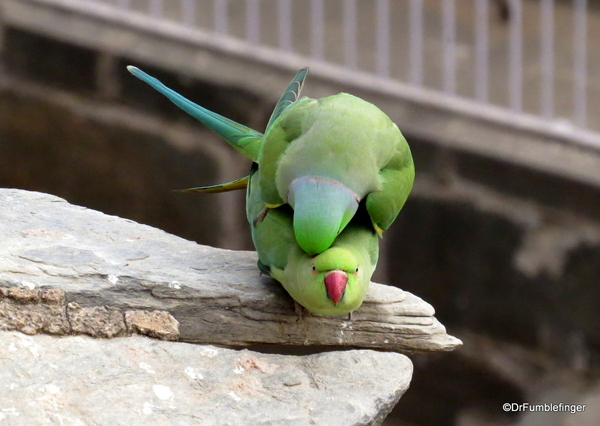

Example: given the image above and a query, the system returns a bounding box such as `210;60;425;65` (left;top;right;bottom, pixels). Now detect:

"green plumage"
127;66;414;314
127;66;414;255
260;93;414;254
126;66;263;161
247;164;378;315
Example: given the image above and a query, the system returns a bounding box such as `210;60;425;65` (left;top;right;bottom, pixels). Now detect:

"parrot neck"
289;176;359;200
288;176;360;205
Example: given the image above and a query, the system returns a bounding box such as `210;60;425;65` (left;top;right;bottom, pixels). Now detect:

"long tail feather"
178;175;249;193
127;66;263;160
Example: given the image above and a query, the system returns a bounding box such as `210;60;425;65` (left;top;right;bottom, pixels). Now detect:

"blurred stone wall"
2;24;600;426
0;28;259;250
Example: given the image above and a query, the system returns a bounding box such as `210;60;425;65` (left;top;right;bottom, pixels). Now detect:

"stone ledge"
0;188;462;353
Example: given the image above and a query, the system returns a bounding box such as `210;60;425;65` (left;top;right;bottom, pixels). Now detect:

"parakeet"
192;162;378;316
247;163;378;315
127;66;414;255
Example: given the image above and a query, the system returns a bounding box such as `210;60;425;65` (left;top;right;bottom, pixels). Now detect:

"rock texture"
0;189;460;352
0;331;412;426
0;189;461;352
0;287;179;339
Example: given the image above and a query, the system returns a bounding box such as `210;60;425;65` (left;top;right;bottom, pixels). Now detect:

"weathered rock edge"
0;189;462;353
0;287;179;340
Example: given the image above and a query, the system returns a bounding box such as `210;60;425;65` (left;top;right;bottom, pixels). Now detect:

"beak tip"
324;270;348;305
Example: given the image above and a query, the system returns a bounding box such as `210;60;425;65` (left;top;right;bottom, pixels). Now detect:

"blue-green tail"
178;175;249;193
127;66;263;160
128;66;309;163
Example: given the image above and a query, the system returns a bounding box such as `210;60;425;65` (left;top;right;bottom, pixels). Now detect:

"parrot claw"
252;207;269;227
294;300;306;322
373;223;385;238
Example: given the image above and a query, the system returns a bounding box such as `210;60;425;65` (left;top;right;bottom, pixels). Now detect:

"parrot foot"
294;301;306;322
252;207;269;227
373;222;385;238
347;311;353;321
257;260;271;276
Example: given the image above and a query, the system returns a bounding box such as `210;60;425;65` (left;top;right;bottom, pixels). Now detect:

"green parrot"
248;163;378;315
190;162;378;316
127;66;414;255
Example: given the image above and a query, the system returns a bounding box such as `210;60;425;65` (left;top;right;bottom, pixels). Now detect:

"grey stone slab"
0;331;412;426
0;189;461;352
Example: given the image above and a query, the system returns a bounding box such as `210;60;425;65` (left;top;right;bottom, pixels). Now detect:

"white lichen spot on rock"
228;391;241;402
139;363;155;374
198;347;219;358
20;281;35;290
168;281;181;289
184;367;204;380
107;275;119;284
0;408;19;417
142;402;154;415
152;384;173;400
44;384;61;395
18;335;41;358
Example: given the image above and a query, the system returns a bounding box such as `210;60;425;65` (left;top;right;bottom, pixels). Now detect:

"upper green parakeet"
127;66;414;255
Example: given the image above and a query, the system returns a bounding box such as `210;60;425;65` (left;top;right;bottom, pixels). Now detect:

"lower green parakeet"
247;163;379;316
196;164;379;316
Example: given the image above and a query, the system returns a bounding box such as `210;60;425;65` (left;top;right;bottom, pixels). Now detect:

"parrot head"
281;246;371;316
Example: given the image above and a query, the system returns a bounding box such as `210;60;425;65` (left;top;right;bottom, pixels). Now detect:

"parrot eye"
354;267;359;274
311;265;316;272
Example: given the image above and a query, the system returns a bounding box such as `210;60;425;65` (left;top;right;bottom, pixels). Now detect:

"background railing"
27;0;600;145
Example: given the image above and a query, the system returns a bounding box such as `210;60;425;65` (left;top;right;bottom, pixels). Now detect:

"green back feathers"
260;92;413;253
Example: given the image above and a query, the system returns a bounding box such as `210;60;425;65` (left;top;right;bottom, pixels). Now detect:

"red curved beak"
324;270;348;305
